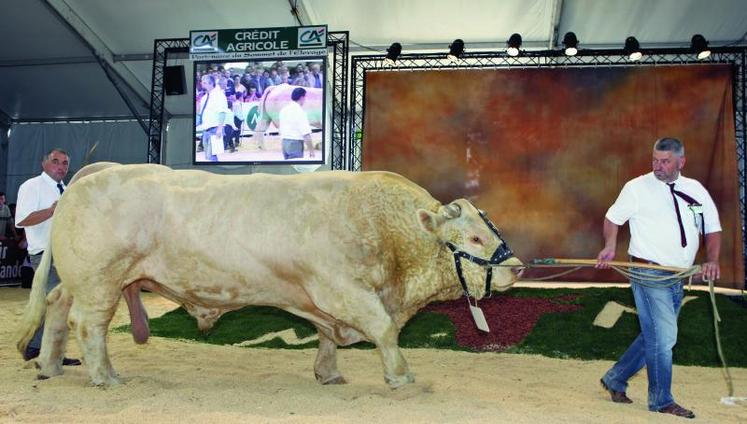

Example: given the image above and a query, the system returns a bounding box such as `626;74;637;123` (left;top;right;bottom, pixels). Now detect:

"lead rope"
706;276;735;399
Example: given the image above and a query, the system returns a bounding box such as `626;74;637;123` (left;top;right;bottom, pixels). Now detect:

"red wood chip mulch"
424;295;581;351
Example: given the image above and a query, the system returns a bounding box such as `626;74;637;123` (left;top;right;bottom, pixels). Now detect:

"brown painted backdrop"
362;65;743;288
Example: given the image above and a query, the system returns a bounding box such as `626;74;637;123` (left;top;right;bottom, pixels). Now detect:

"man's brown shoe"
658;403;695;419
600;378;633;404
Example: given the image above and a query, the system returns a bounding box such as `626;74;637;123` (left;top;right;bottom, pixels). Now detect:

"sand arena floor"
0;287;745;423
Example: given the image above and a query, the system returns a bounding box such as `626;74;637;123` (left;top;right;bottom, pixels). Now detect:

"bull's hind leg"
313;329;346;385
68;298;120;386
36;285;73;379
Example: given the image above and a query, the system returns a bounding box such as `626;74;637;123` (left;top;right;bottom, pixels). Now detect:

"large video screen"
193;57;326;165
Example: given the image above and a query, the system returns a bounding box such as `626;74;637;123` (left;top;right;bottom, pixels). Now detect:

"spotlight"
447;39;465;61
507;33;522;57
562;32;578;56
385;42;402;64
691;34;711;60
623;36;642;61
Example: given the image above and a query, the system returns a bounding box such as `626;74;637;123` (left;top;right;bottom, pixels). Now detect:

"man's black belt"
630;255;659;265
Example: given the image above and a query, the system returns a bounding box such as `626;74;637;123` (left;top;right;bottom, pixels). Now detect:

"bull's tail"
256;84;277;132
16;247;53;355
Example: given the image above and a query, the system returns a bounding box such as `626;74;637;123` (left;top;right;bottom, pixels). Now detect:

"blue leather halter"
445;208;514;298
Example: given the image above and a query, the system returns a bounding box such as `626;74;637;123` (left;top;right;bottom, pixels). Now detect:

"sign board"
190;25;328;60
0;238;31;286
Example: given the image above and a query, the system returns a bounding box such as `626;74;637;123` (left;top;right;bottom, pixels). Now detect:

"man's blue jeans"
28;253;62;350
602;268;684;411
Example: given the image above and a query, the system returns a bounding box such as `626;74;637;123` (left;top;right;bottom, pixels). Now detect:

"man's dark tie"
57;183;64;194
667;183;686;247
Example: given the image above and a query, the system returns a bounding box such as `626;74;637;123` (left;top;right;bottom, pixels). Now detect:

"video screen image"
193;57;326;165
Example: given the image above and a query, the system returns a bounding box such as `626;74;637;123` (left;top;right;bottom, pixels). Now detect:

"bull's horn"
442;203;461;219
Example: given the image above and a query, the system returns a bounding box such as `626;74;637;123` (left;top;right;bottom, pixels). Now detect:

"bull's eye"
470;236;482;245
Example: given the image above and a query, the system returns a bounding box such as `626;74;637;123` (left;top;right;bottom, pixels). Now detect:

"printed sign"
190;25;328;60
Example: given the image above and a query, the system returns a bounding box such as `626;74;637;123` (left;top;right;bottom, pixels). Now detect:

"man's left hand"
701;261;720;282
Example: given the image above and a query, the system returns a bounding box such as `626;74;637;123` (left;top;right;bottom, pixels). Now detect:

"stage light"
385;42;402;64
624;36;642;61
691;34;711;60
447;39;465;61
562;32;578;56
507;33;522;57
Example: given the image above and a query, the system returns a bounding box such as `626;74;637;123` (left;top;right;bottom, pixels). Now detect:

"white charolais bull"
16;164;523;387
252;83;322;149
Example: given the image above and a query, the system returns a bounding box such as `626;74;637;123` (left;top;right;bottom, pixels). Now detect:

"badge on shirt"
687;204;704;234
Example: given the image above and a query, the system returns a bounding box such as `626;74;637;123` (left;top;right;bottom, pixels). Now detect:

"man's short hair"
43;148;69;161
654;137;684;157
0;192;5;197
201;74;216;87
291;87;307;101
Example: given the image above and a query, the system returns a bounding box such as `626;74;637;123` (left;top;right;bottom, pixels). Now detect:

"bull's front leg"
330;293;414;388
313;330;346;385
372;321;414;389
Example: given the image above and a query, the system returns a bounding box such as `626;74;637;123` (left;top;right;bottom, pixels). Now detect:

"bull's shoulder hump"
356;171;436;198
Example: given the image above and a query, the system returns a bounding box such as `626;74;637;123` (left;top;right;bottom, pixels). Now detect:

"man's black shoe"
62;357;82;366
23;346;40;361
24;346;81;366
658;403;695;419
600;378;633;404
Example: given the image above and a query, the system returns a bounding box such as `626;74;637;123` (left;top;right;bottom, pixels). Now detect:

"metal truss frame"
326;31;349;170
350;47;747;285
147;38;190;164
147;32;348;168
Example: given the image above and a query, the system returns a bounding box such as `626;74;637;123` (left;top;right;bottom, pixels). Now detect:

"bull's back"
51;166;437;296
58;166;435;246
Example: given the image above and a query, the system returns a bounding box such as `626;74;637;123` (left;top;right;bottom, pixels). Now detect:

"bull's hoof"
323;375;348;385
36;374;50;380
91;375;122;387
315;372;347;385
36;363;63;378
385;372;415;389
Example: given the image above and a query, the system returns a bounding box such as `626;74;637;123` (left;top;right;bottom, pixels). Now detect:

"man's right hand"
596;247;615;269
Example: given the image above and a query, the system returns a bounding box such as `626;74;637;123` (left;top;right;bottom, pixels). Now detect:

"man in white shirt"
309;63;323;89
0;192;18;239
596;138;721;419
278;87;314;160
15;148;80;366
197;74;228;161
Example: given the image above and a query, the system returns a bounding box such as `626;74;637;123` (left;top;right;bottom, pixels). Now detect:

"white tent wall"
5;121;146;203
2;0;747;194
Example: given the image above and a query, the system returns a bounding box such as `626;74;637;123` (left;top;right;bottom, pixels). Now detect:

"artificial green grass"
507;287;747;367
114;287;747;367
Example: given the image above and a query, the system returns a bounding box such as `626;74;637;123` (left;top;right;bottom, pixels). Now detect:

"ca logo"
192;32;218;50
298;26;325;48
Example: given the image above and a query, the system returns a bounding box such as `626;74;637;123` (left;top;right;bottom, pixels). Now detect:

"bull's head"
417;199;524;297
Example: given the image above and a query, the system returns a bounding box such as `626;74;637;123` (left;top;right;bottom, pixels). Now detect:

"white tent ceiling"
1;0;746;125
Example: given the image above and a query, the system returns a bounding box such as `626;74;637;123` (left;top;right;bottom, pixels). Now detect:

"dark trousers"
282;138;304;159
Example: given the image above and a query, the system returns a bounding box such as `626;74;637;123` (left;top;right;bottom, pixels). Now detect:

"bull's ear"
417;209;443;234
